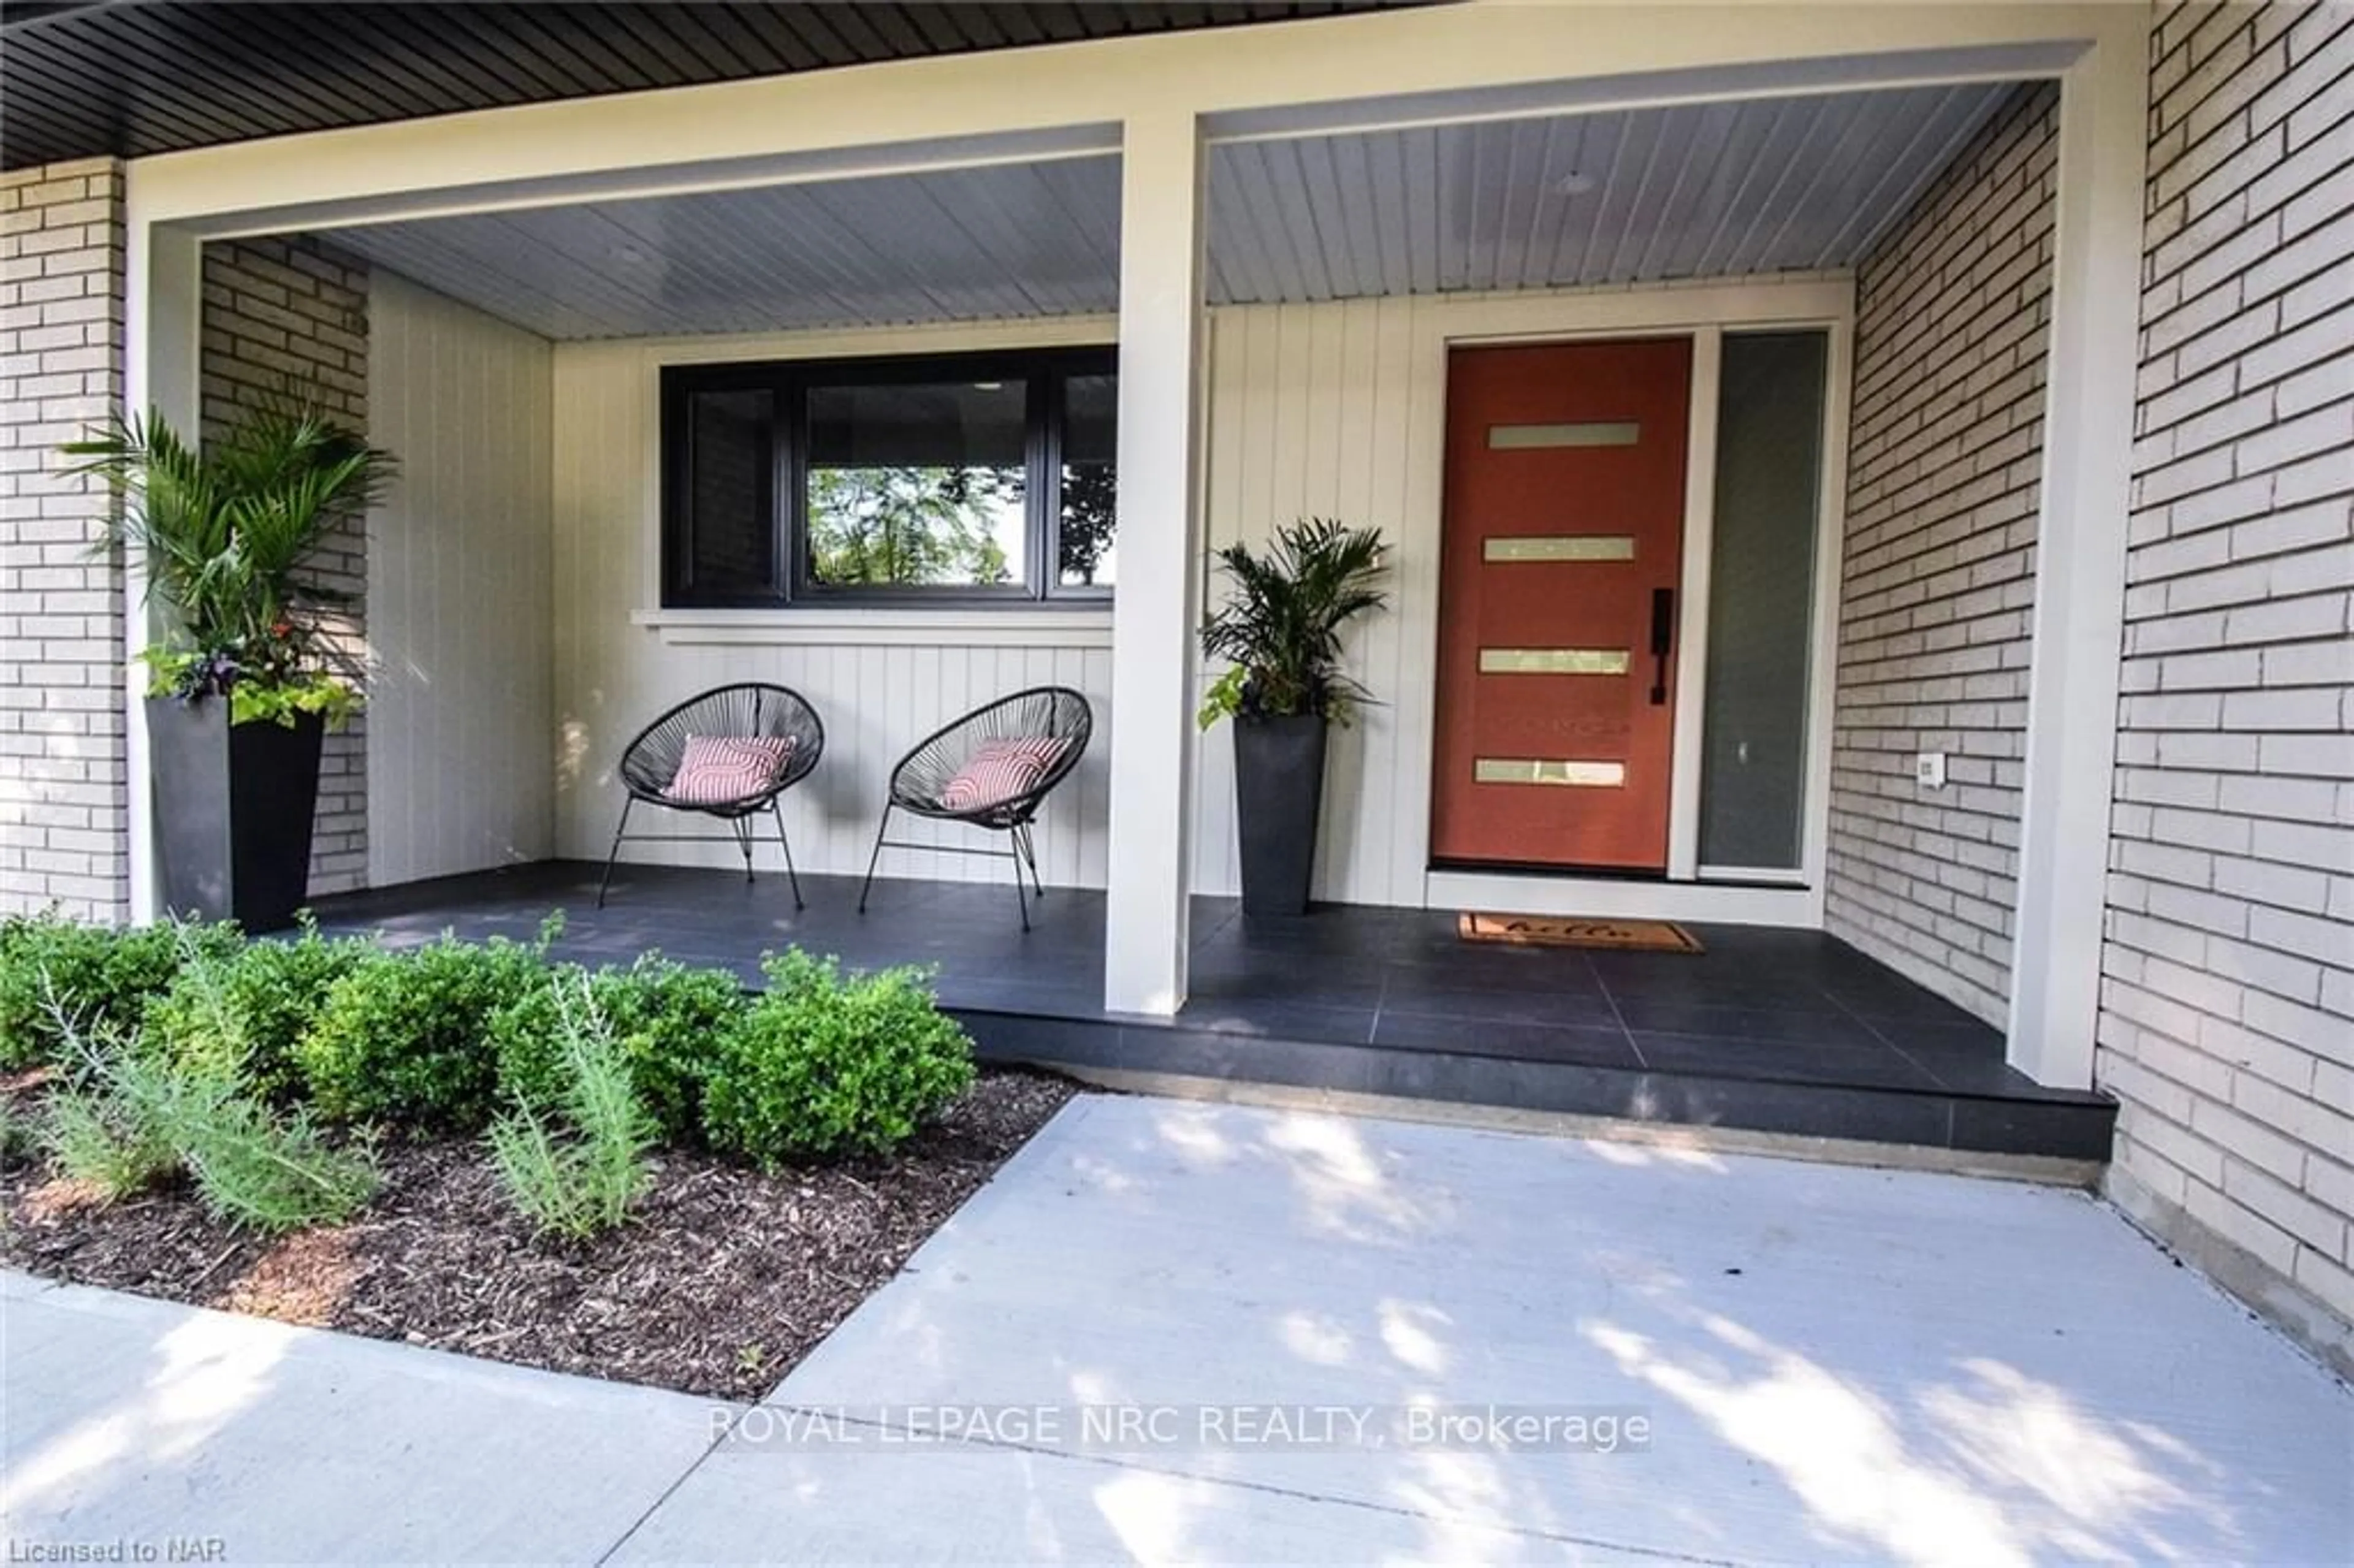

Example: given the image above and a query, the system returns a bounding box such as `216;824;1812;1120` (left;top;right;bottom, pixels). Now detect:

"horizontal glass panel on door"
1483;535;1637;563
805;379;1030;590
1486;421;1642;449
1473;758;1628;787
1477;649;1631;675
1699;329;1829;873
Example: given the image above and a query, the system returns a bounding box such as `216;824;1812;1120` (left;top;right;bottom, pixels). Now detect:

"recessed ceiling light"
1550;172;1598;197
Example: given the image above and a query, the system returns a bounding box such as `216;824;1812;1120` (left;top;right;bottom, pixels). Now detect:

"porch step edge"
951;1008;2119;1165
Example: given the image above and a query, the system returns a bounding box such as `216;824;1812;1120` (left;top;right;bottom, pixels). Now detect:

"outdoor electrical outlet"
1915;751;1948;788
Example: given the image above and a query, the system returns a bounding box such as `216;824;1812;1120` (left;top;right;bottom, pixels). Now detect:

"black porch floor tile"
1582;962;1829;1008
1181;1000;1379;1043
1610;995;1881;1047
1949;1096;2117;1160
1186;950;1396;992
1863;1017;2013;1054
1381;949;1607;995
1205;910;1422;957
1882;1038;2111;1104
940;976;1105;1016
1349;1049;1647;1117
1369;1013;1642;1069
1376;977;1621;1030
1629;1032;1945;1092
1630;1073;1956;1148
1892;1048;2048;1098
1383;932;1605;971
1821;983;1989;1026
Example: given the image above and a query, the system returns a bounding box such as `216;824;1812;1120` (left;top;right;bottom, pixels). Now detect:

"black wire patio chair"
858;686;1094;931
598;683;825;910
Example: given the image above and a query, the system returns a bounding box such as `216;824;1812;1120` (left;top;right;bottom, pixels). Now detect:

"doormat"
1457;911;1704;954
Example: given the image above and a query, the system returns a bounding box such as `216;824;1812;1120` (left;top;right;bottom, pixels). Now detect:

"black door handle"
1649;587;1674;706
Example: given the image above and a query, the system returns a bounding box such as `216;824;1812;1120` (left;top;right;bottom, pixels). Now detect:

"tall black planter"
1232;712;1327;918
146;698;326;932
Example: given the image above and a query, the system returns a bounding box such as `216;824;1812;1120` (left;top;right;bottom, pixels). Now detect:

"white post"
1103;110;1208;1016
120;207;205;925
1666;325;1721;883
2006;31;2149;1088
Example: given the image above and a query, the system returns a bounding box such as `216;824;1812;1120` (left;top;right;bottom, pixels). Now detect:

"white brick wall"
2101;0;2353;1378
1827;85;2057;1029
0;159;129;924
199;236;371;896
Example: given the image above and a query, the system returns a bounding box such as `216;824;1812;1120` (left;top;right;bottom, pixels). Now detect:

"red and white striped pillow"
663;734;793;805
938;736;1068;811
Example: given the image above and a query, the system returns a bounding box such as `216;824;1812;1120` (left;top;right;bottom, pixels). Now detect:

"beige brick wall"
1826;85;2058;1029
199;236;371;896
2101;0;2352;1377
0;159;129;924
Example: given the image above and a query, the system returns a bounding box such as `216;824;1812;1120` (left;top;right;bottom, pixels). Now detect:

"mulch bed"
0;1068;1077;1401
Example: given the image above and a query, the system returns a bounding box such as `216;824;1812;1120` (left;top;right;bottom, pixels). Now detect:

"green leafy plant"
487;978;659;1239
63;956;376;1231
141;650;363;729
162;1057;379;1233
44;1076;181;1198
39;981;184;1200
1198;517;1390;728
297;931;552;1130
0;913;240;1069
65;405;395;727
489;953;742;1142
147;920;368;1105
701;950;975;1167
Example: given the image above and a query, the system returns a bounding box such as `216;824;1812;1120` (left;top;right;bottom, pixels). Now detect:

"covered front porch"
308;862;2114;1162
119;2;2152;1165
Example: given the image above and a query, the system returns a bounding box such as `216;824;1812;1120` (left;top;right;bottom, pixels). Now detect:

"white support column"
122;211;205;925
2006;31;2149;1088
1103;110;1208;1017
1666;325;1721;883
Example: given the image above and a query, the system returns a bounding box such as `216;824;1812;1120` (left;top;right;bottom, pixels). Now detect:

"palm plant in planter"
1198;518;1390;916
67;407;395;931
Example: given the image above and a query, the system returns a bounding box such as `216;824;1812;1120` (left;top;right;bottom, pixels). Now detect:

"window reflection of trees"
807;464;1025;587
1057;462;1115;587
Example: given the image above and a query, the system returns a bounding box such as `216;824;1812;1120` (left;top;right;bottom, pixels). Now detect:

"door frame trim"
1401;276;1855;926
1666;325;1722;882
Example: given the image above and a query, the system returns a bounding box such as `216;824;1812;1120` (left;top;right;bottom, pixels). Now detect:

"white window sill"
630;607;1114;649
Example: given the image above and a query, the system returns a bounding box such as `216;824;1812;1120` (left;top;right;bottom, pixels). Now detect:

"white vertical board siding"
367;272;556;885
548;324;1115;888
1194;295;1430;904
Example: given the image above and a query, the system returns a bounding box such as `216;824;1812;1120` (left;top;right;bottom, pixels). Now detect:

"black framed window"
662;347;1116;607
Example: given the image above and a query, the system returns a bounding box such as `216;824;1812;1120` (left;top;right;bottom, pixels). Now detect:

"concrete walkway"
6;1094;2350;1564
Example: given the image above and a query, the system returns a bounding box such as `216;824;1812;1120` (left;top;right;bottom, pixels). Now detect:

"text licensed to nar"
722;1404;1653;1454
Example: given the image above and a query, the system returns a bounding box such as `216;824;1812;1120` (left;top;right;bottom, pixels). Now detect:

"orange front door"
1431;338;1692;870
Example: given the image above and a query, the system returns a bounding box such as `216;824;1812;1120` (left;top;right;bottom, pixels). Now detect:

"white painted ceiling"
319;82;2014;340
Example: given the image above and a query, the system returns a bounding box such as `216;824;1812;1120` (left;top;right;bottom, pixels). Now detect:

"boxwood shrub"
487;954;742;1142
0;913;241;1069
297;934;548;1129
146;924;371;1105
701;950;974;1166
